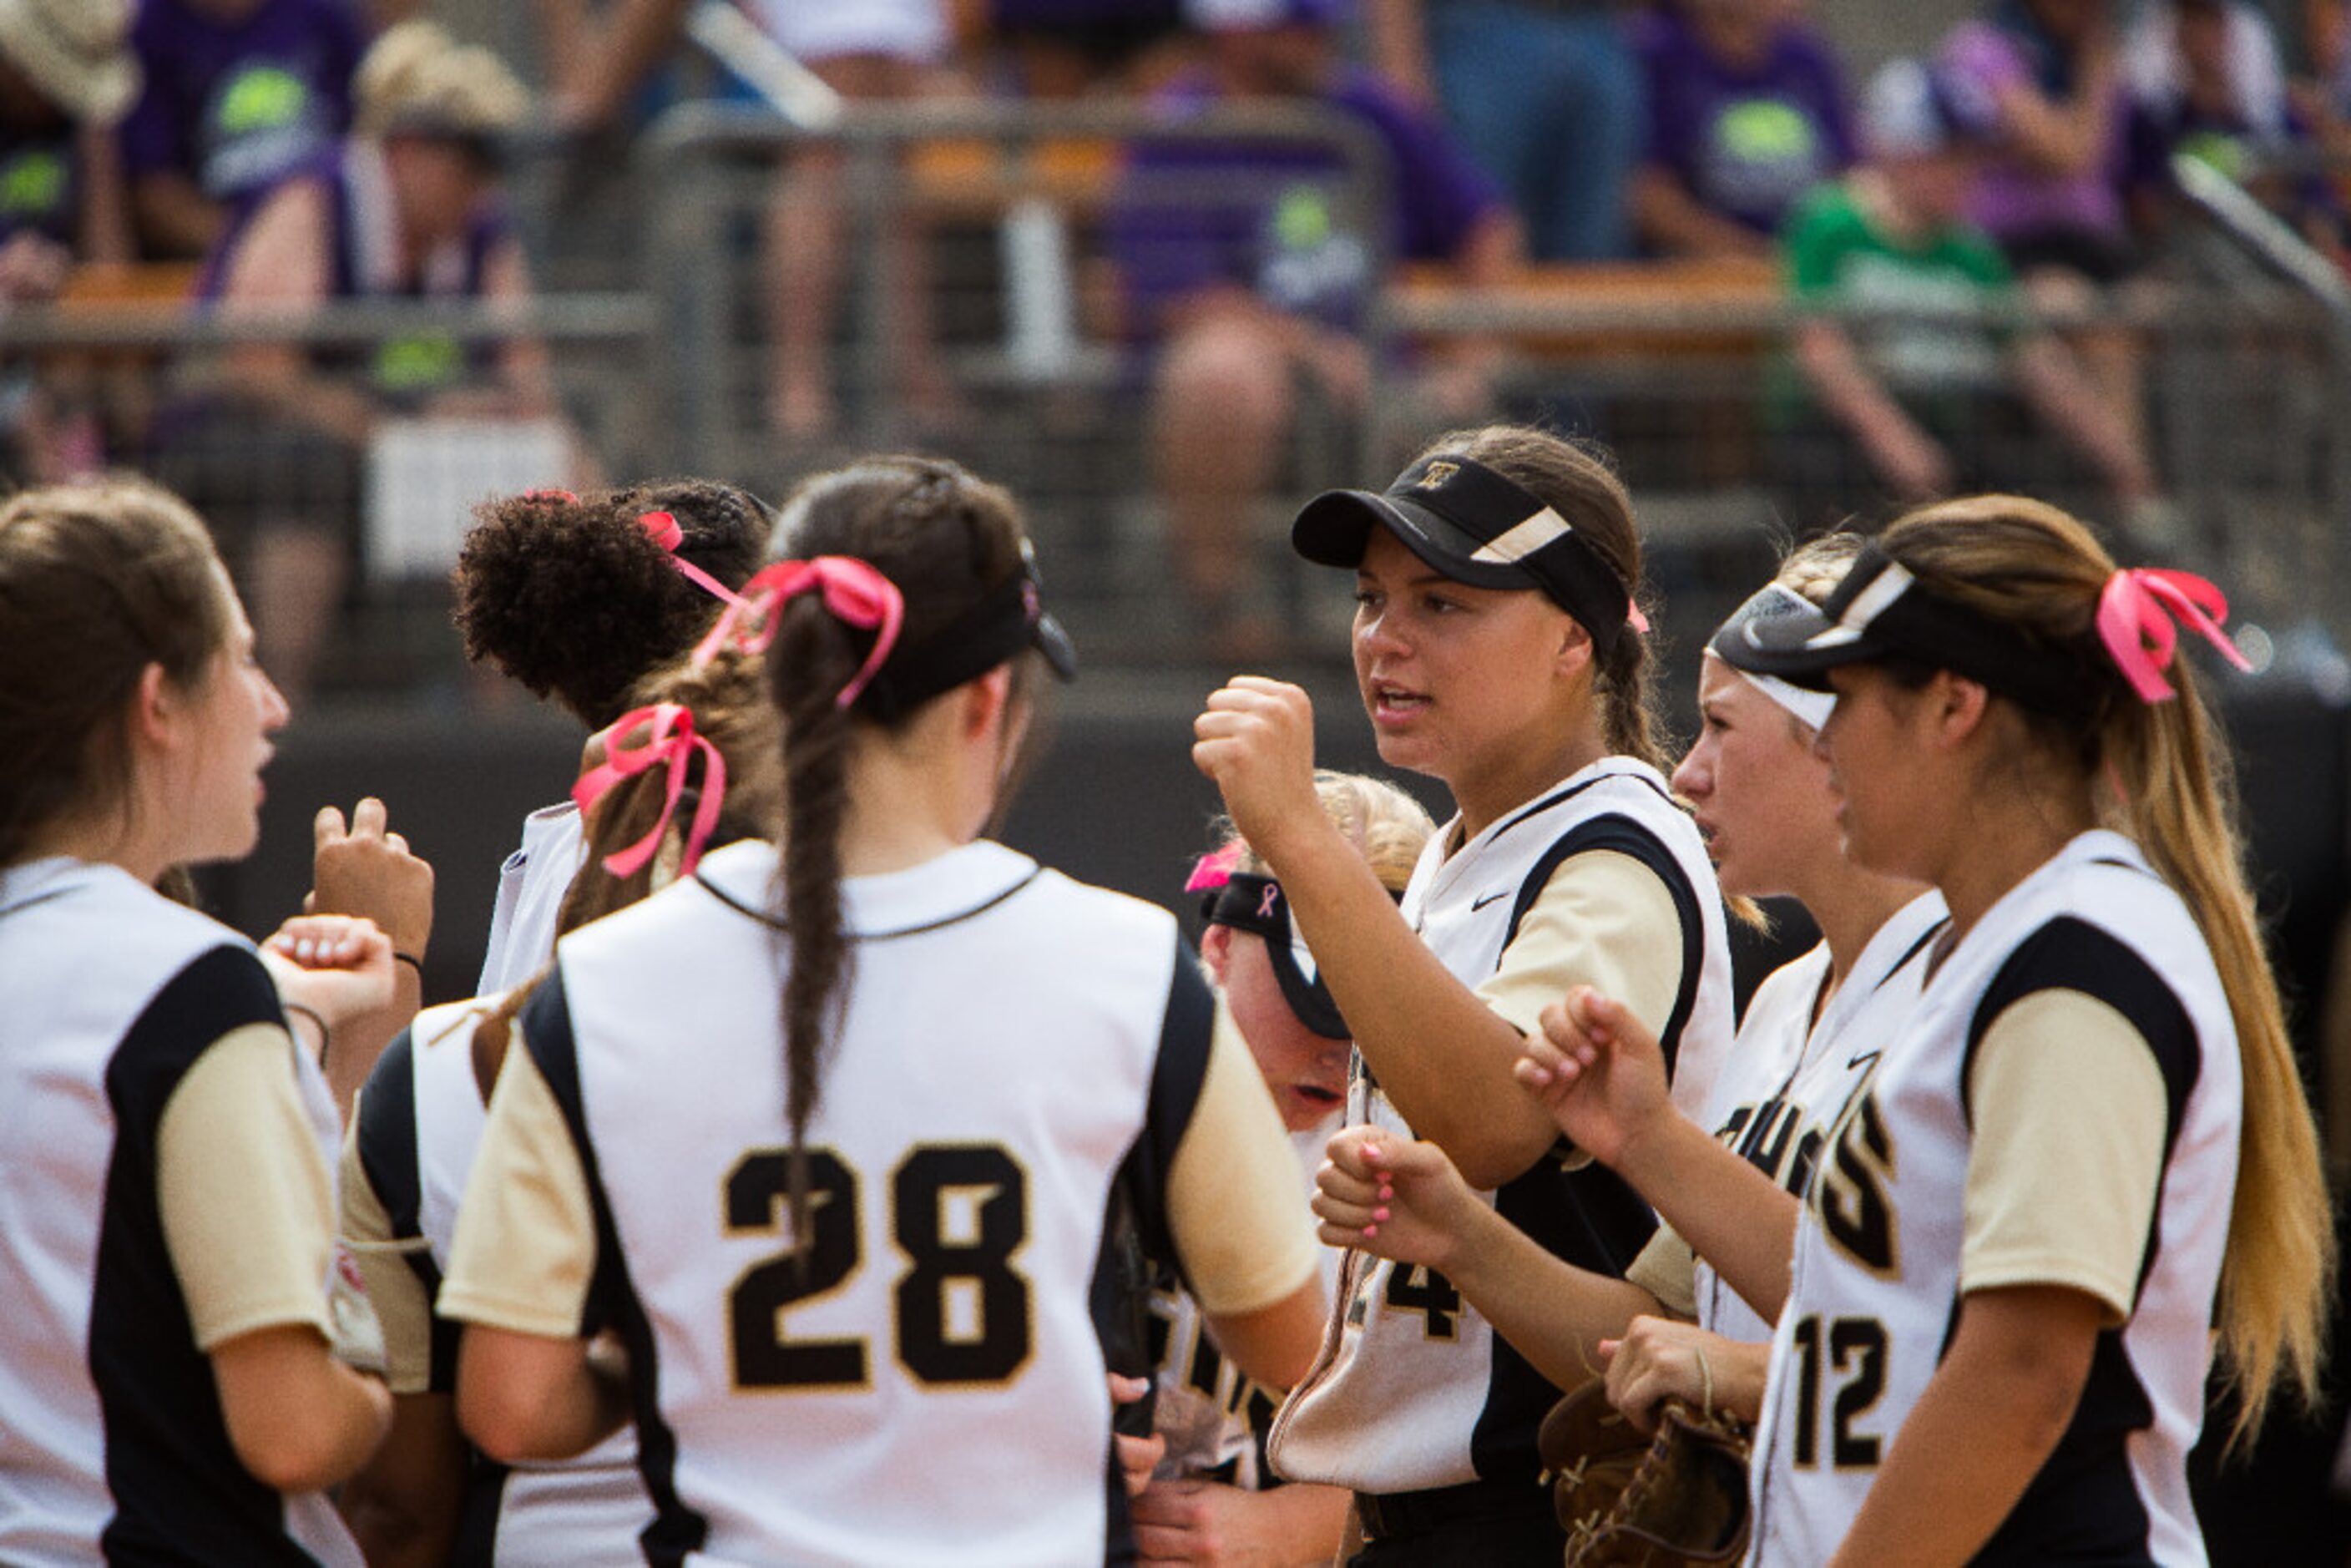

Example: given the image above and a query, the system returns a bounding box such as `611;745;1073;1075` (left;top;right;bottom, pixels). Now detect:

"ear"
1550;614;1595;681
1199;920;1233;984
1924;670;1994;750
130;662;181;751
961;665;1014;741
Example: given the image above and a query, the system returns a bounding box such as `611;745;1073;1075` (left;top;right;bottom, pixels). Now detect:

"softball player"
437;457;1327;1566
1193;426;1737;1560
1526;495;2332;1564
1136;773;1434;1565
455;480;772;994
0;480;393;1565
1309;539;1946;1434
338;650;785;1565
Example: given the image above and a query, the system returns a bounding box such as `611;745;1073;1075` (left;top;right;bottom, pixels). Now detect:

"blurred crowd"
8;0;2351;673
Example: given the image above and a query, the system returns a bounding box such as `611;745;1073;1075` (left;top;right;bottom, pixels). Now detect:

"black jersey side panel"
1955;918;2202;1565
1093;934;1217;1565
93;944;317;1566
520;972;707;1568
353;1029;506;1567
1467;816;1701;1484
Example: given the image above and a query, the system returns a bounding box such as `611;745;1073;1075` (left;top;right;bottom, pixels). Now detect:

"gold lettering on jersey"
1813;1091;1899;1277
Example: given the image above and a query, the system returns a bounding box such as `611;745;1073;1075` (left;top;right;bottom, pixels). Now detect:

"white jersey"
478;803;585;997
1749;833;2239;1565
0;857;359;1568
1693;894;1945;1346
353;999;650;1564
496;837;1274;1565
1150;1120;1342;1487
1270;759;1738;1496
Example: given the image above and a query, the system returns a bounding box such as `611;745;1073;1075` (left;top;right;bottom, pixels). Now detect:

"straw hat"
0;0;140;125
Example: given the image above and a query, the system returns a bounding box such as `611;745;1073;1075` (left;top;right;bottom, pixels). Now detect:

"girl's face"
1204;924;1351;1133
170;580;291;867
1671;659;1838;900
1816;662;1936;883
1352;528;1590;817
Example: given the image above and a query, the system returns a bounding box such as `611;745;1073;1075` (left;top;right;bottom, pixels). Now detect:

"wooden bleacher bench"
1390;256;1782;362
905;136;1121;218
57;261;201;312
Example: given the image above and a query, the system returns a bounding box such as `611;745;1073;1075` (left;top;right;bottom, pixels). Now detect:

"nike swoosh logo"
1846;1050;1882;1070
1471;891;1510;912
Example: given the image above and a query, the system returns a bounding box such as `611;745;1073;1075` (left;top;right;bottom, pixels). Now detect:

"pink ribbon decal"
571;703;729;878
691;558;906;709
1256;883;1280;919
1184;842;1244;893
2095;568;2252;705
638;510;751;611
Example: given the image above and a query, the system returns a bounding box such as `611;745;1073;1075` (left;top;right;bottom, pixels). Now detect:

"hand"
1110;1373;1164;1498
0;233;69;302
1599;1318;1764;1434
1130;1476;1247;1565
1312;1127;1479;1273
307;798;434;962
1191;677;1324;868
260;913;396;1029
1516;986;1676;1171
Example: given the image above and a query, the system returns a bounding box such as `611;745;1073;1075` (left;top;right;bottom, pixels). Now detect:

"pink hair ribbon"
690;557;906;708
2096;568;2252;704
1626;603;1651;635
637;510;752;611
1184;842;1245;893
571;703;728;878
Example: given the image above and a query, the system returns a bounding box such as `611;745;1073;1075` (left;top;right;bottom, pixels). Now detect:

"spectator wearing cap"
1630;0;1858;261
1107;0;1521;656
1777;58;2160;529
119;0;370;260
150;18;572;700
1365;0;1643;261
0;0;139;483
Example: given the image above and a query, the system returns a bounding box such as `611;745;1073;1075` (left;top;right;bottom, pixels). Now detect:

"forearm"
213;1326;392;1495
337;1393;466;1568
1438;1201;1661;1392
1273;822;1558;1186
1236;1481;1352;1566
1633;173;1770;260
131;175;224;260
458;1327;630;1464
1616;1115;1797;1323
1827;1286;2098;1567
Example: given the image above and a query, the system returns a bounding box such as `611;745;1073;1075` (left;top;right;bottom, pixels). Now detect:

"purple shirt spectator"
1939;18;2131;244
1633;8;1856;239
1108;66;1504;336
196;143;513;403
121;0;365;205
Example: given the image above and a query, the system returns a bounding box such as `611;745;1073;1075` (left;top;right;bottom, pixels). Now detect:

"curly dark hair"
452;478;773;726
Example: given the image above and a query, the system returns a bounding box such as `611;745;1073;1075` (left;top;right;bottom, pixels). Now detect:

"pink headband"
637;510;753;611
2096;567;2251;705
571;703;728;878
1184;842;1245;893
691;557;906;709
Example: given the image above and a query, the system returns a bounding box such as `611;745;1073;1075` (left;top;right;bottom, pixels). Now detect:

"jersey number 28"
725;1143;1032;1389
